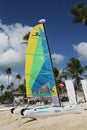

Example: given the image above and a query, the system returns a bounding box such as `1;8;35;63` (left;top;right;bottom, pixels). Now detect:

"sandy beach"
0;103;87;130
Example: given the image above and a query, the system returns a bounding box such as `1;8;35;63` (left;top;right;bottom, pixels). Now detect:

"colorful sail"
25;23;57;97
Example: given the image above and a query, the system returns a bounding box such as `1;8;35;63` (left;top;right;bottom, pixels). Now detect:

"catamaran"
11;19;81;118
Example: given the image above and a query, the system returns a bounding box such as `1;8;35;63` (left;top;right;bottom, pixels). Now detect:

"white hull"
23;104;81;118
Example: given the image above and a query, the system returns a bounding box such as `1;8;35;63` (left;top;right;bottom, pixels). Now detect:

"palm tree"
53;67;59;78
16;74;22;88
5;68;12;85
0;84;4;94
69;2;87;26
21;32;30;45
0;84;5;103
23;32;30;41
65;57;86;90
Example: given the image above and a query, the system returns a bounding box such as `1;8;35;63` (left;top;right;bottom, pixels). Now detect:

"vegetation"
65;57;87;90
23;32;30;41
21;32;30;45
0;85;4;95
16;73;22;87
0;69;26;104
69;2;87;26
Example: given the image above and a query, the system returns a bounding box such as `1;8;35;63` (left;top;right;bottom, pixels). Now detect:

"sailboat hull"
22;105;81;118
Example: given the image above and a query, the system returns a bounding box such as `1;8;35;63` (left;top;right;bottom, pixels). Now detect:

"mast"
39;19;61;106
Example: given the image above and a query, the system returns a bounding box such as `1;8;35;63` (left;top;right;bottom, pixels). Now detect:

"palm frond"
76;2;86;8
69;9;79;16
72;17;82;23
23;32;30;40
69;2;87;26
21;41;28;45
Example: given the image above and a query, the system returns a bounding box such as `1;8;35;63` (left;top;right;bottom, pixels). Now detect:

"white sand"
0;103;87;130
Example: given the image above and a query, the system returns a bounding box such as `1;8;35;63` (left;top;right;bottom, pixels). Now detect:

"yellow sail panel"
52;86;57;96
26;38;38;54
25;55;34;75
26;75;32;97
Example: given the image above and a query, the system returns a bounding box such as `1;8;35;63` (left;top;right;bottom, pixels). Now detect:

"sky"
0;0;87;89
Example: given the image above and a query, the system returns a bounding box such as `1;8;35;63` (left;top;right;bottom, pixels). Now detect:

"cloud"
0;74;8;88
0;21;33;90
0;21;32;69
73;42;87;61
0;33;8;52
51;53;65;64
